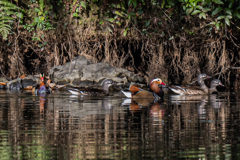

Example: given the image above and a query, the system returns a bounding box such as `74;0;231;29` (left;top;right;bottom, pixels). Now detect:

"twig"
231;21;240;30
0;67;7;77
159;7;173;23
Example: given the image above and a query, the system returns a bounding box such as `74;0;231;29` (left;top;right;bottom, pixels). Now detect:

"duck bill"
160;82;166;85
219;83;224;86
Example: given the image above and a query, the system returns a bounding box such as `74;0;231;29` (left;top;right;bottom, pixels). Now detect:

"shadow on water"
0;89;240;159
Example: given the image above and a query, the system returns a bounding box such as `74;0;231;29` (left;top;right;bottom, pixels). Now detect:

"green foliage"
0;0;18;40
23;0;54;32
16;0;240;38
179;0;240;29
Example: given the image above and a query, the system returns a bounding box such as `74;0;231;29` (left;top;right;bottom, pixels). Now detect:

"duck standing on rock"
66;79;116;96
121;78;166;101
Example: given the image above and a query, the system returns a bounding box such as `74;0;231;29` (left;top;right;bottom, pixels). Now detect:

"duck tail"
121;90;132;98
168;86;186;95
67;88;80;95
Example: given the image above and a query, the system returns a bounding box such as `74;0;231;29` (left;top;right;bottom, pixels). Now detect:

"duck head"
102;79;115;94
40;73;45;82
210;79;224;88
150;78;166;86
149;78;166;93
198;73;211;81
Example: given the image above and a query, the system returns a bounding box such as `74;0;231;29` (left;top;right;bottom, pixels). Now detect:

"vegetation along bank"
1;0;240;89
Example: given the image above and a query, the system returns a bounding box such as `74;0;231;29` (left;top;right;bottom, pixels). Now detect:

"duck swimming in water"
121;78;166;101
66;79;116;96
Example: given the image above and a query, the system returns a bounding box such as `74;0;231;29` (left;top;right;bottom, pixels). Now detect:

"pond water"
0;89;239;159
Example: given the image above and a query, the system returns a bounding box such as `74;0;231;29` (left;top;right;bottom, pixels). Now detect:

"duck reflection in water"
170;93;224;121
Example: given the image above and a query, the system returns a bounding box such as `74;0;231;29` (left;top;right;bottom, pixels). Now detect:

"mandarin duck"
66;79;116;96
32;73;51;94
168;73;211;95
121;78;166;100
168;79;223;95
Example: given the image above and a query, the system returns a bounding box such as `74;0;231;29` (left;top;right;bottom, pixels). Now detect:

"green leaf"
99;20;104;24
116;21;121;26
199;12;206;19
186;7;193;15
39;0;44;11
114;11;123;17
133;0;137;8
145;21;150;26
225;17;230;26
209;21;216;25
34;8;41;12
212;7;222;16
215;23;220;30
73;12;78;17
80;1;86;9
213;0;224;5
129;12;136;16
226;15;232;19
217;15;225;20
225;8;232;15
228;1;233;8
203;8;211;12
191;10;201;15
183;5;186;11
34;17;39;22
161;0;165;8
123;29;127;36
16;12;23;19
234;11;240;19
108;18;115;22
195;5;203;10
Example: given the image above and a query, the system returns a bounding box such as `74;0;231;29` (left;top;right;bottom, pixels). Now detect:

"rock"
0;77;8;83
21;77;37;88
49;55;144;87
6;75;37;90
7;78;22;90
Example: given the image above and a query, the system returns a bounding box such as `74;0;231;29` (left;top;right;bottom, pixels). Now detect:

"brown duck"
66;79;115;96
168;79;223;95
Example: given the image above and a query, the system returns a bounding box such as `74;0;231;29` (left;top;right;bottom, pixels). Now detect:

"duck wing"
168;85;206;95
67;87;106;96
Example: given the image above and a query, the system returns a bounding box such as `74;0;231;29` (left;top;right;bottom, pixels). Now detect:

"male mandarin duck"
66;79;116;96
168;73;211;95
121;78;166;100
168;79;223;95
32;73;51;94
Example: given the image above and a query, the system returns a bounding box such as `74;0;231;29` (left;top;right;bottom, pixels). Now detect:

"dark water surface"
0;89;239;159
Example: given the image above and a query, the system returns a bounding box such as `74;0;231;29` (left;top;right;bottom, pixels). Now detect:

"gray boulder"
49;55;144;87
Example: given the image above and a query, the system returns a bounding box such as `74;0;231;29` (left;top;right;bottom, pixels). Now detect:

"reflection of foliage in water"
0;130;11;160
0;92;239;158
